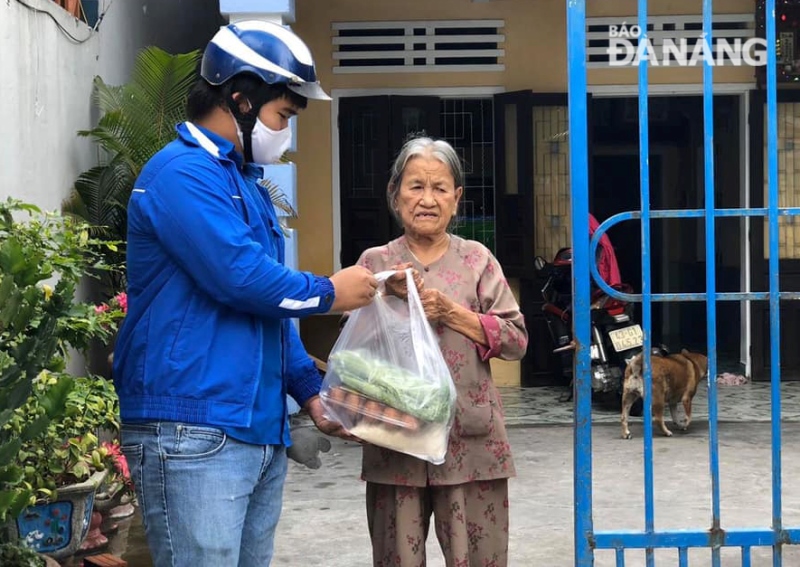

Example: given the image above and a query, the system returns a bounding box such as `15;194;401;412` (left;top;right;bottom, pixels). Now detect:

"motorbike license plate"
608;325;644;352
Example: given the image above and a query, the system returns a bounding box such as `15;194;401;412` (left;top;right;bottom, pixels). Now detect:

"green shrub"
0;199;121;525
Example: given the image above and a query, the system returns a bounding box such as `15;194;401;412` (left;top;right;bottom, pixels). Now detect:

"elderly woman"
356;136;528;567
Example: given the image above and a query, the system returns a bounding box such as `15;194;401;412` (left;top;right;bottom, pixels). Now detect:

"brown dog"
620;349;709;439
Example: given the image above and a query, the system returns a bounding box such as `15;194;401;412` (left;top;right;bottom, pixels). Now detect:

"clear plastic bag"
319;269;456;464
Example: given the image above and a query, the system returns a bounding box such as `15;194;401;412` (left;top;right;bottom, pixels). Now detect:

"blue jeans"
121;422;288;567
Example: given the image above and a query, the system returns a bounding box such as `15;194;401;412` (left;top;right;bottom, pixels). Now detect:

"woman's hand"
420;288;489;346
419;288;455;323
384;262;424;300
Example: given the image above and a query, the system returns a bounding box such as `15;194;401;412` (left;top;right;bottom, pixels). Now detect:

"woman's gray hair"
386;136;464;229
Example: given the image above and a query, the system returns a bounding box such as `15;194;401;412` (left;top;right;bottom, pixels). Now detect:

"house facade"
228;0;789;388
14;0;790;388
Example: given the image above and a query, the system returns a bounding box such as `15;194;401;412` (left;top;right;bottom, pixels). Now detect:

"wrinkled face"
394;156;462;237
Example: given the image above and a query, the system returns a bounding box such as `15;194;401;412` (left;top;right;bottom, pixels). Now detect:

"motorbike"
534;248;646;410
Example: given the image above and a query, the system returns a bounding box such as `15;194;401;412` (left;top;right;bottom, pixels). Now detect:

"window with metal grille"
442;98;496;252
332;20;505;74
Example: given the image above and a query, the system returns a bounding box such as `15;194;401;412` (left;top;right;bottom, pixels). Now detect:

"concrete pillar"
219;0;295;24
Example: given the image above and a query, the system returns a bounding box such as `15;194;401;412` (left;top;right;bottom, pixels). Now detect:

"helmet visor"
287;80;331;101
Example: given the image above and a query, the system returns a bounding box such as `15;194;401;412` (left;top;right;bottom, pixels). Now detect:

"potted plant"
0;199;122;561
3;372;124;559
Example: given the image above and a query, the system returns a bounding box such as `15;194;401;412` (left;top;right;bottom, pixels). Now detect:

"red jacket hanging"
589;214;622;287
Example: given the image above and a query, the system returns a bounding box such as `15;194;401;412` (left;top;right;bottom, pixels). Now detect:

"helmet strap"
227;96;259;162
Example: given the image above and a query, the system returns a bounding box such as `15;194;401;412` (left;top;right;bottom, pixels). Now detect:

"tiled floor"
499;380;800;427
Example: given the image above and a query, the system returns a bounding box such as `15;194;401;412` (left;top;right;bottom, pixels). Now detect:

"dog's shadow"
617;418;712;440
669;419;710;436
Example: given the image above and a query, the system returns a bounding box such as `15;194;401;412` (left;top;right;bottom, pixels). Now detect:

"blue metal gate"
568;0;798;565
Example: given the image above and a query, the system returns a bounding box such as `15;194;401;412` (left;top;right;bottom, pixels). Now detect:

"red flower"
113;292;128;314
94;292;128;317
102;441;131;482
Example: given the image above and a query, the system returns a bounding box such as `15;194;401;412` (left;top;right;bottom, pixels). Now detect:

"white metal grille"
332;20;505;74
586;14;758;68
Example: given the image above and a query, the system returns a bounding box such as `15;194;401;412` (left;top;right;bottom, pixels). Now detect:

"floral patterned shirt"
357;235;528;487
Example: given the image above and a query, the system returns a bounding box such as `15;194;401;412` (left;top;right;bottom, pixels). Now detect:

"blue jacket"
112;122;334;442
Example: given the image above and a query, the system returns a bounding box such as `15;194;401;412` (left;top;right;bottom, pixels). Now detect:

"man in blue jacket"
113;20;378;567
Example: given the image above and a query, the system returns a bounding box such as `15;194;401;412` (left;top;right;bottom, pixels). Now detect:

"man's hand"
304;395;361;442
383;262;424;300
329;266;378;312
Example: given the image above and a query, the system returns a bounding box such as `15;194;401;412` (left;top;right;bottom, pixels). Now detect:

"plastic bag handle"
372;269;423;304
372;269;426;323
374;269;434;374
373;270;400;283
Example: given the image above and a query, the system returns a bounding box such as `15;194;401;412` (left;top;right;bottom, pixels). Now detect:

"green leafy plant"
0;541;46;567
0;199;120;525
63;46;302;291
258;174;299;237
63;46;202;294
7;374;120;504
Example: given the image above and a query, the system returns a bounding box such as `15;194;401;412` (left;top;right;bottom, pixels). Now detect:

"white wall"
0;0;223;212
1;0;222;375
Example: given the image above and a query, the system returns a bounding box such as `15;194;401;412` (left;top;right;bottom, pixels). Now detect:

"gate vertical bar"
636;1;656;564
701;1;722;565
765;0;784;564
567;0;594;565
573;0;790;559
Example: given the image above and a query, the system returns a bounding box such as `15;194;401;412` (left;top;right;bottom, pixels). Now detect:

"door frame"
494;90;571;386
330;86;504;272
588;82;753;377
749;88;800;378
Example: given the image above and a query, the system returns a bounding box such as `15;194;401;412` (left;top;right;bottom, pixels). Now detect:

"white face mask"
250;119;292;165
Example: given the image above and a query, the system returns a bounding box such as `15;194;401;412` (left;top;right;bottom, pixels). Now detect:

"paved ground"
270;421;800;567
77;384;800;566
499;381;800;426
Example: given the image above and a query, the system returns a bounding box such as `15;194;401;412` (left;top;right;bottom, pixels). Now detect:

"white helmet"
201;20;330;101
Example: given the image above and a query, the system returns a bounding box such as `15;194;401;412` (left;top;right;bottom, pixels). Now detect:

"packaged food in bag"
320;269;456;464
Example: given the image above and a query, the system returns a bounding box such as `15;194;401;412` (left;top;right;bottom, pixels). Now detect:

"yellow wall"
291;0;758;276
291;0;760;383
290;0;570;279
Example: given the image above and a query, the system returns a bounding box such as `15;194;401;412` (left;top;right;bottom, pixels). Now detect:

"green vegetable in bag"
328;349;453;423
